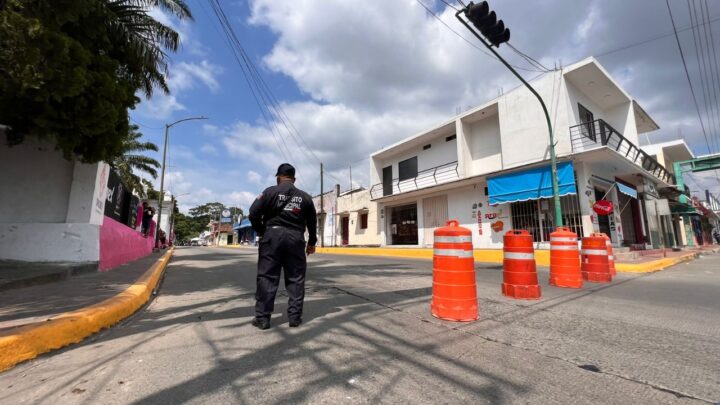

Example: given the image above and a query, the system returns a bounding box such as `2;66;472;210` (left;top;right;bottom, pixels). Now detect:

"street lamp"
155;116;208;249
455;2;564;226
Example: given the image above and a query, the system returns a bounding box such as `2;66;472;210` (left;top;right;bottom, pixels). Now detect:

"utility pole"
349;165;353;197
155;116;208;249
320;163;324;247
456;2;563;226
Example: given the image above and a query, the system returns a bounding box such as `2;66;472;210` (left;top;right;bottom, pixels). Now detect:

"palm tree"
103;0;193;97
112;125;161;197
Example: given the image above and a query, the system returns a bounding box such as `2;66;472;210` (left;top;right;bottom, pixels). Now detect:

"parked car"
190;238;201;246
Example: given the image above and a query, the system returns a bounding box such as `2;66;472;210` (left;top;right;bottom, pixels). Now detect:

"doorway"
341;216;349;246
594;188;611;237
390;203;418;245
422;195;448;247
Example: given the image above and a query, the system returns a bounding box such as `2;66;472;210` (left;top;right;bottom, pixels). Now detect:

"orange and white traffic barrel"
502;230;541;299
549;227;582;288
581;233;612;283
431;220;478;322
602;234;617;276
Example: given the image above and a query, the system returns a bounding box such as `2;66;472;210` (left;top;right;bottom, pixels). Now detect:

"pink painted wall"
99;215;155;271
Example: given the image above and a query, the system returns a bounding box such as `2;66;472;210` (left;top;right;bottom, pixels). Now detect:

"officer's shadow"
223;288;346;329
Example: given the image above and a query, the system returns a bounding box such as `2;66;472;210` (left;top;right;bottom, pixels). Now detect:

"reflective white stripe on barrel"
434;235;473;243
581;249;608;256
504;252;535;260
550;237;577;243
608;255;614;260
434;248;473;258
551;245;578;251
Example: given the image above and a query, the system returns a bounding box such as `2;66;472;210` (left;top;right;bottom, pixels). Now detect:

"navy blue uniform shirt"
248;181;318;246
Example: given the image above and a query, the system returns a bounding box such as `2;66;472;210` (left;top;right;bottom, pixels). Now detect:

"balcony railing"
370;161;460;200
569;119;675;184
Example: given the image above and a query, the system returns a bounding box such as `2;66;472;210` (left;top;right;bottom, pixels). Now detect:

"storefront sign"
104;169;132;225
491;220;504;233
592;200;614;215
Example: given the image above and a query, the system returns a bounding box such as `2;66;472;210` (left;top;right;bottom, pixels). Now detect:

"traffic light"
464;1;510;47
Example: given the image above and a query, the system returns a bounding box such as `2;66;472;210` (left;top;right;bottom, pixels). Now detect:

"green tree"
0;0;192;163
176;202;243;241
111;124;160;197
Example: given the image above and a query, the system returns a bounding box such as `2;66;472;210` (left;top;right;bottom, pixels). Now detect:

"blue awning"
617;182;638;199
233;218;252;230
488;161;577;205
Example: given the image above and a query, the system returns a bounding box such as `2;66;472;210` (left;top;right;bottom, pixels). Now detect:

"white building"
369;57;679;250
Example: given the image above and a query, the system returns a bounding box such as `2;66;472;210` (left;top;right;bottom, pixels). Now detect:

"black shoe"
288;318;302;327
251;317;270;330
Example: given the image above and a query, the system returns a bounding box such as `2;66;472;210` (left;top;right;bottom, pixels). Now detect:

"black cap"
275;163;296;177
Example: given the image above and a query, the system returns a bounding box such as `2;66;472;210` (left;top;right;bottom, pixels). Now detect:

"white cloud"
200;144;219;155
247;170;263;184
170;61;223;93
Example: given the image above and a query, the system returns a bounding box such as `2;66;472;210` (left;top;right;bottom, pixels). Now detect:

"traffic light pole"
455;10;563;227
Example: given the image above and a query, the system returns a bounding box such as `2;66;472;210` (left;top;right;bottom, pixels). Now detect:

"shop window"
360;213;368;229
398;157;418;181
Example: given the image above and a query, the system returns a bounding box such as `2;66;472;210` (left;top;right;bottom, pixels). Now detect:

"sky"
130;0;720;213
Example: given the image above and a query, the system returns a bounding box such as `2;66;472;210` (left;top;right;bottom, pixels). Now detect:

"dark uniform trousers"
255;226;307;320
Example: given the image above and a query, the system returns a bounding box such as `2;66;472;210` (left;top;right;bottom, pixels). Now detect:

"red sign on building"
592;200;614;215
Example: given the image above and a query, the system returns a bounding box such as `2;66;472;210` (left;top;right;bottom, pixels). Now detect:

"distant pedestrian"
248;163;317;330
713;226;720;244
141;202;154;237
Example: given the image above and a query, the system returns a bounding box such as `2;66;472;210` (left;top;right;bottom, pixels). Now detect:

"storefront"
388;203;418;245
488;161;583;244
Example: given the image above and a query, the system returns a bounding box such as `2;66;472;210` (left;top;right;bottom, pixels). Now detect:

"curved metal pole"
455;11;563;227
155;116;208;249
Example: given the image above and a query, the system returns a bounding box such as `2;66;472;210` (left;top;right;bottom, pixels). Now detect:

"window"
510;195;584;242
423;144;431;150
398;156;418;181
360;213;368;229
445;134;456;142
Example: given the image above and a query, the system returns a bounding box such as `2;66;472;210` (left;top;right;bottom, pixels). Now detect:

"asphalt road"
1;247;719;404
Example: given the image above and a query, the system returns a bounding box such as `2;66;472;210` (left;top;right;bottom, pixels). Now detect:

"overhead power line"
666;0;712;154
688;0;717;153
206;0;325;191
701;0;720;152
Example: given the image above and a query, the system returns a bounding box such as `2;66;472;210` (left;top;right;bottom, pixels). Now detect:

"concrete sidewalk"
0;249;173;371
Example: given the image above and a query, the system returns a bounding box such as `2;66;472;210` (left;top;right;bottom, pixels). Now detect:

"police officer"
248;163;317;329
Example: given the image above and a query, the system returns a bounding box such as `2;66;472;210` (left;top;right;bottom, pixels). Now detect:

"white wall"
66;162;108;225
0;139;74;223
465;113;502;176
498;71;571;168
0;139;109;263
0;223;100;262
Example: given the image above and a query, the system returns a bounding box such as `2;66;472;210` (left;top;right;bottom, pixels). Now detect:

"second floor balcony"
370;161;459;200
570;119;675;185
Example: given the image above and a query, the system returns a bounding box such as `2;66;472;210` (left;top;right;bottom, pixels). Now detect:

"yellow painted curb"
615;252;698;273
0;248;174;372
314;247;698;273
315;247;553;265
